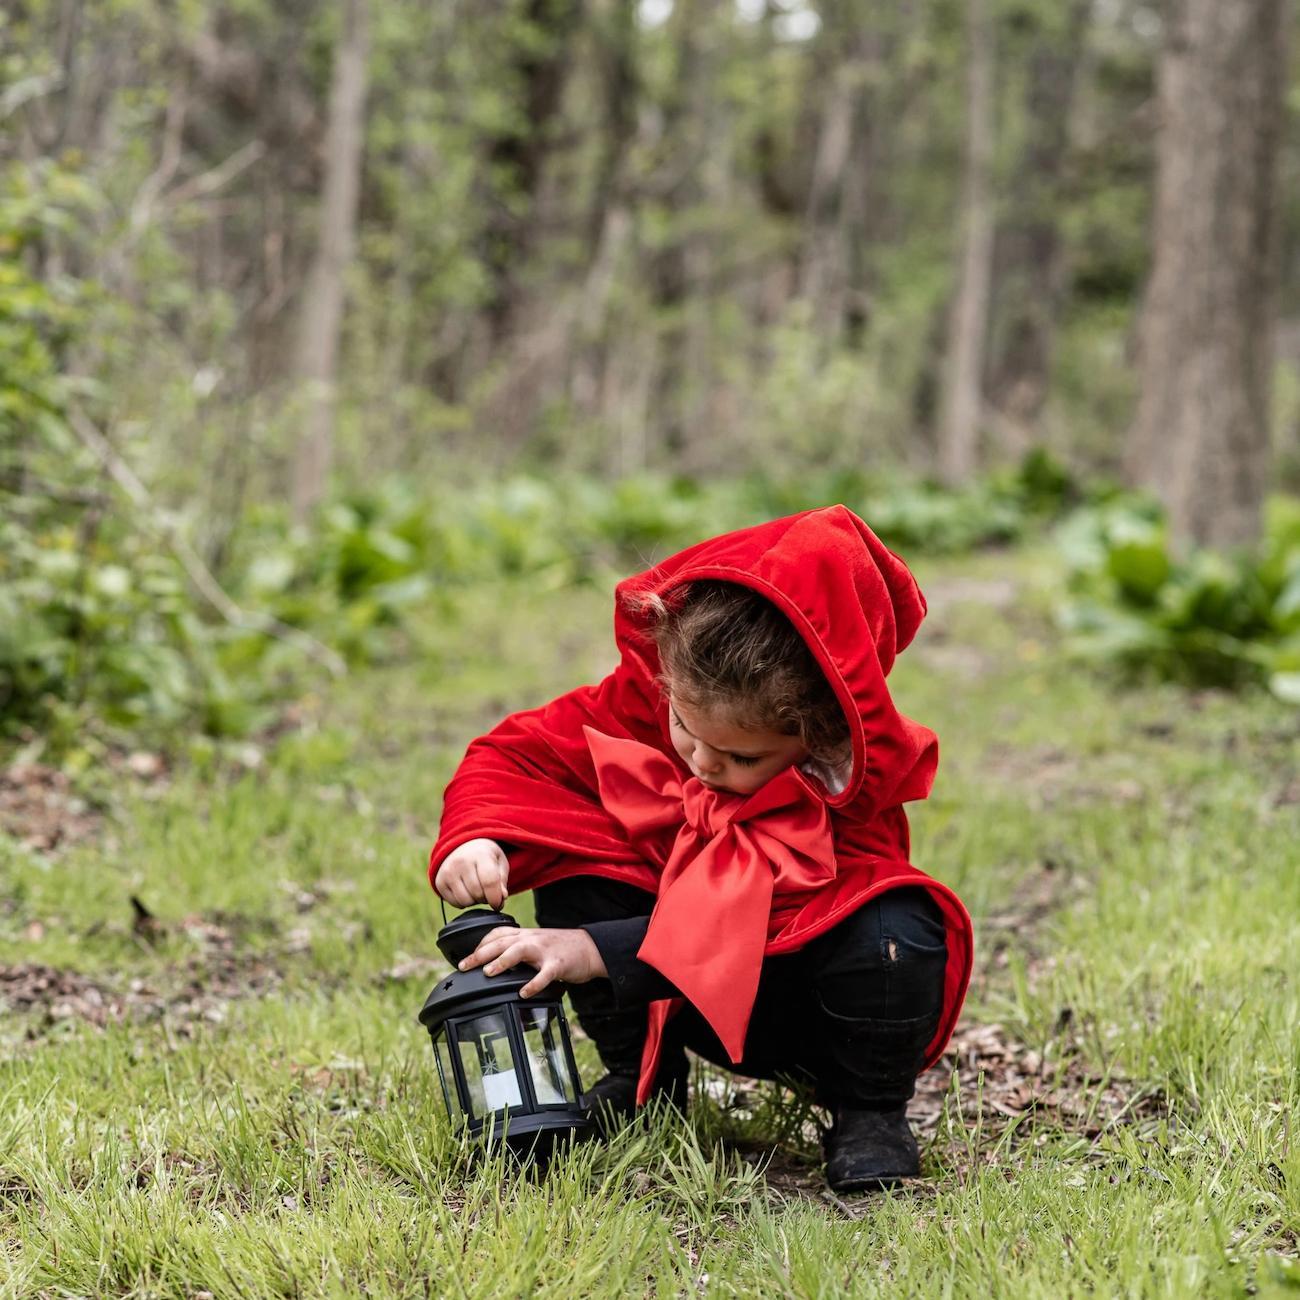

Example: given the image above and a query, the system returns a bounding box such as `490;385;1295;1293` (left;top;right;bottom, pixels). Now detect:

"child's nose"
694;744;724;775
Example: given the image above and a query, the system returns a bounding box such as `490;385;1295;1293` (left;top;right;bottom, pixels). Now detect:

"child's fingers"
519;964;555;998
480;938;532;977
482;934;555;980
440;870;473;908
457;927;518;970
443;863;484;909
473;858;506;910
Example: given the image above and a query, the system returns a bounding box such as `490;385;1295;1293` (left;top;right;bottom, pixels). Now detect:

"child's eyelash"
672;711;762;767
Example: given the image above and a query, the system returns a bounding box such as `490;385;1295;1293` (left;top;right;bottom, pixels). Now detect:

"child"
430;506;973;1191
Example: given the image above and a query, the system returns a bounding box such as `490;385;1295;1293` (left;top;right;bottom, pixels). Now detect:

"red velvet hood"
611;503;939;815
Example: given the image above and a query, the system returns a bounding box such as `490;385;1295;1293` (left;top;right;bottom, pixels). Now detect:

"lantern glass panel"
519;1004;577;1105
432;1028;462;1117
455;1011;523;1116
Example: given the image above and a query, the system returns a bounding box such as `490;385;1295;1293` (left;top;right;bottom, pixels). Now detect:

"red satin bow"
583;726;838;1103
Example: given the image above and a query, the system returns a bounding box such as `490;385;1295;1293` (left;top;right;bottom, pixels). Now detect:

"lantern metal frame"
419;909;592;1153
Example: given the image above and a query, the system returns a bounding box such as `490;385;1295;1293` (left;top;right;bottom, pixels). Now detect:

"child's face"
668;695;808;796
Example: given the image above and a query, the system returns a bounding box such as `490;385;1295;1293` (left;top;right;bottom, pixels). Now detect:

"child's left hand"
457;926;607;998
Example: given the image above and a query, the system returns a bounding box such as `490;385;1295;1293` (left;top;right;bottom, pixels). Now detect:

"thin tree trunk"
647;0;715;460
569;0;639;419
986;0;1090;442
1127;0;1286;548
937;0;995;487
382;114;420;405
291;0;370;524
798;57;859;331
478;0;584;348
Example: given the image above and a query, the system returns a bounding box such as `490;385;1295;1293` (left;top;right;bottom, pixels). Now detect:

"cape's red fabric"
430;506;974;1099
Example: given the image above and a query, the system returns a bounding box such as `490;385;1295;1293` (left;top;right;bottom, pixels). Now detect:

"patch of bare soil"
0;748;178;856
976;741;1151;811
0;950;283;1040
911;1017;1163;1149
910;578;1020;682
912;639;999;682
0;763;102;854
1271;774;1300;809
0;1168;35;1208
0;910;291;1041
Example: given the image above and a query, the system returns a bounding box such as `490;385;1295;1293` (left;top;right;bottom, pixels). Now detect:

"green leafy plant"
1056;496;1300;699
0;159;280;748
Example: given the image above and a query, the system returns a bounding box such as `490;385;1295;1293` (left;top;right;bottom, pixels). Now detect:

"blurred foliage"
0;157;271;750
225;446;1086;615
1057;496;1300;700
5;1;1300;755
6;0;1274;493
4;436;1086;751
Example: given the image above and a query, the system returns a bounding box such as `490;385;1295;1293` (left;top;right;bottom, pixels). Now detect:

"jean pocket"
816;934;948;1022
812;996;942;1038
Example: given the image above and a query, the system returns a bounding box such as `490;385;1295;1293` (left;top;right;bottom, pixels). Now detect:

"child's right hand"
434;838;509;910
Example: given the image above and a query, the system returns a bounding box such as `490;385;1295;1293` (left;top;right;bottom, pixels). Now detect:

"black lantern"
418;909;591;1153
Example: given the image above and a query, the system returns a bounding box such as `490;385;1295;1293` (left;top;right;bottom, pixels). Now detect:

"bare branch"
67;405;347;680
0;71;66;122
128;84;188;240
163;138;267;209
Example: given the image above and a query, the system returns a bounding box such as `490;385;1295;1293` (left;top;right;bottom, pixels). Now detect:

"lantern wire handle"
440;894;449;926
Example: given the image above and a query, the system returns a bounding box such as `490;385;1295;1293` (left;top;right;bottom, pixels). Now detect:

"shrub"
1056;496;1300;700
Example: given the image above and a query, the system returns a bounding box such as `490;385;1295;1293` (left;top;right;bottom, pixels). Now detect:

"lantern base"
469;1110;594;1161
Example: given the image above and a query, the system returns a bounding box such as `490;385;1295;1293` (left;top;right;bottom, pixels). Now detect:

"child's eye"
731;754;760;767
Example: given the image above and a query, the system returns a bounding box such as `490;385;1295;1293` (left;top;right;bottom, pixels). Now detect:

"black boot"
581;1071;639;1136
823;1106;920;1192
582;1063;689;1137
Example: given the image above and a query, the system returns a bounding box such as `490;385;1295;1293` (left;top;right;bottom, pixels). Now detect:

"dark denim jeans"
535;875;948;1109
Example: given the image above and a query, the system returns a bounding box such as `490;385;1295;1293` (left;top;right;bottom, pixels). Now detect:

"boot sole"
826;1170;915;1194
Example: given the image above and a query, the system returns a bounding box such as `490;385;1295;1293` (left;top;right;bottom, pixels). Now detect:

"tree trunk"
290;0;370;524
568;0;639;422
795;0;896;351
986;0;1090;443
937;0;995;487
798;56;859;332
646;0;716;461
1127;0;1286;548
478;0;585;348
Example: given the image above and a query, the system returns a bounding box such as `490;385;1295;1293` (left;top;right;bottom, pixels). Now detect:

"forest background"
3;0;1300;742
3;1;1300;1296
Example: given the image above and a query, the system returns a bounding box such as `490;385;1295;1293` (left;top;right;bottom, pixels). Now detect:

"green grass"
2;547;1298;1298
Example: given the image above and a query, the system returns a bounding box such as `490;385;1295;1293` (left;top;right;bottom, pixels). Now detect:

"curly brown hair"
631;580;850;766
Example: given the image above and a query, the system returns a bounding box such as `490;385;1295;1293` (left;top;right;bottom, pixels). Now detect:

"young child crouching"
431;507;972;1191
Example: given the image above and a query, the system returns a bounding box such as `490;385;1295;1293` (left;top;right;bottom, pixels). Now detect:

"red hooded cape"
430;506;973;1092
